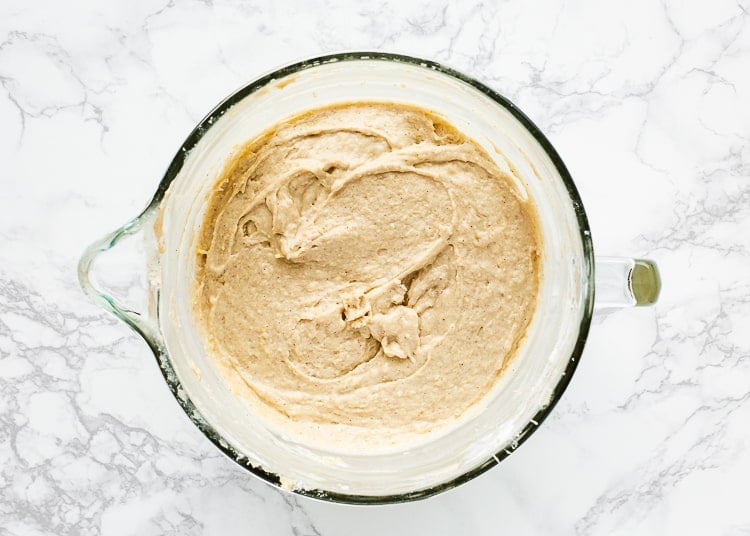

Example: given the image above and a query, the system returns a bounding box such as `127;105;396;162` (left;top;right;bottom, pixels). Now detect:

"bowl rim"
143;51;595;504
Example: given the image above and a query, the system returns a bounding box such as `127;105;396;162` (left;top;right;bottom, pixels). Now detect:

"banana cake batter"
194;102;540;448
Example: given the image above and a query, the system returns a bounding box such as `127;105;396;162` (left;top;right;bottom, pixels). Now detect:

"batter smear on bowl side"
194;102;541;449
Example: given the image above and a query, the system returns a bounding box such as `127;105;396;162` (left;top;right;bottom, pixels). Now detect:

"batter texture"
195;102;540;446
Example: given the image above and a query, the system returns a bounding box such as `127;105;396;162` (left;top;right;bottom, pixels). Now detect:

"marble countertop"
2;1;749;534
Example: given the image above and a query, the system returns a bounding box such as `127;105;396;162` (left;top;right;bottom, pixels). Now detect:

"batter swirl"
195;102;540;446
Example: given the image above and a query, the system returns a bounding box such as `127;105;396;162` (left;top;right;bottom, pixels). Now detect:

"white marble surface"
1;0;749;534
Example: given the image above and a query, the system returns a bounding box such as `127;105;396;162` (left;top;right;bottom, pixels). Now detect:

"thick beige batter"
195;102;540;447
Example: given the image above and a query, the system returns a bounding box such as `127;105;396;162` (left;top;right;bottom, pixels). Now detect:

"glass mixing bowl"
79;52;660;503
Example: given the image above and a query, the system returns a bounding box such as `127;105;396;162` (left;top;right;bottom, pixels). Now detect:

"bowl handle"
595;257;661;309
78;213;164;353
